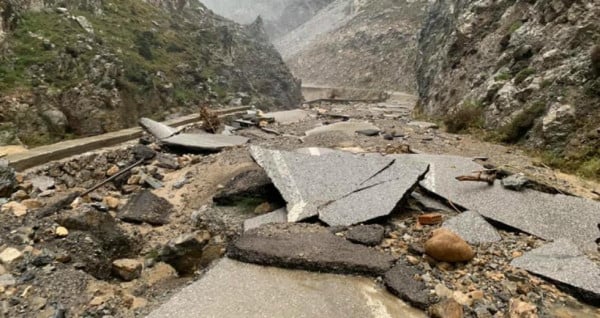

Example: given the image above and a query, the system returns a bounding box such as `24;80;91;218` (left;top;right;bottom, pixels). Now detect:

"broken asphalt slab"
407;154;600;252
305;121;381;136
511;239;600;305
119;190;173;225
243;208;287;231
250;146;428;225
228;223;396;276
162;133;249;151
147;258;426;318
384;262;432;310
139;118;178;140
442;211;501;244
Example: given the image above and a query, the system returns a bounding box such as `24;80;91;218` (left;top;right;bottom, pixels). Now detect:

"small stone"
106;165;120;177
0;265;5;275
435;283;453;299
429;298;464;318
112;259;143;281
346;224;385;246
30;296;47;310
418;213;443;225
127;175;142;185
11;190;28;201
55;253;71;263
501;174;529;191
508;298;538;318
254;202;273;214
406;255;420;265
103;196;120;210
1;201;28;217
0;248;23;266
21;199;42;210
55;226;69;237
425;228;475;262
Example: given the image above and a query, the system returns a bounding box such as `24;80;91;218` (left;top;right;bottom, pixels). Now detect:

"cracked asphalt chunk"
250;146;428;226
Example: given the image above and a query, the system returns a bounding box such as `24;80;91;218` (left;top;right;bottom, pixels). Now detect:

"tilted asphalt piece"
384;262;432;310
162;133;249;151
405;154;600;252
139;118;177;140
250;146;428;226
147;258;426;318
119;190;173;225
304;121;381;136
243;208;288;232
228;223;396;276
511;239;600;305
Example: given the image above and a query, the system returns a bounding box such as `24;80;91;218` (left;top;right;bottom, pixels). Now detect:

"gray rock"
213;167;280;206
250;147;428;225
410;154;600;252
131;144;156;161
41;109;68;133
147;258;426;318
243;208;287;231
442;211;501;244
119;190;173;225
0;274;16;287
158;231;211;275
305;121;381;136
73;16;94;34
511;239;600;304
0;165;16;198
501;174;529;191
228;223;396;276
346;224;385;246
162;133;249;151
30;175;56;192
139;118;178;140
384;263;431;310
156;153;179;170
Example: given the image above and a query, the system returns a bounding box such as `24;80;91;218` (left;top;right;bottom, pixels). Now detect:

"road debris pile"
0;99;599;317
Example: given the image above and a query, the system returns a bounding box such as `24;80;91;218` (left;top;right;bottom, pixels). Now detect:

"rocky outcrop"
0;0;301;146
417;0;600;177
280;0;429;93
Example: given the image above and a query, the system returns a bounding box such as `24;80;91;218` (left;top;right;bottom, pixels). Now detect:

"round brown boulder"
424;228;475;262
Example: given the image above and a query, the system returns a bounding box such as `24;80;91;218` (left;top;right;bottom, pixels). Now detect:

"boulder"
0;165;16;198
119;190;173;225
158;231;211;275
424;228;475;262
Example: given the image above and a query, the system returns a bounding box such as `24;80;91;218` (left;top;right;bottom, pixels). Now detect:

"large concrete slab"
408;154;600;252
511;239;600;304
250;147;428;225
305;121;381;136
147;258;426;318
162;133;249;151
263;109;310;124
228;223;396;276
442;211;501;244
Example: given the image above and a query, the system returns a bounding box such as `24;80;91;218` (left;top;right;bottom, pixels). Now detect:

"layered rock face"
417;0;600;176
0;0;301;146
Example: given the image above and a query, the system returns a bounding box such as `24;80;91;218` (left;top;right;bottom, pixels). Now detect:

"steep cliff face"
280;0;429;93
417;0;600;177
0;0;301;146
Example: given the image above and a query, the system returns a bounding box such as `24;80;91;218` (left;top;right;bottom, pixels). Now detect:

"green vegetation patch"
514;67;536;85
497;101;546;143
444;100;485;134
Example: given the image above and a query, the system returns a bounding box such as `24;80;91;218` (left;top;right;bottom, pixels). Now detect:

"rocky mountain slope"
200;0;334;40
0;0;301;147
416;0;600;178
278;0;429;93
